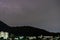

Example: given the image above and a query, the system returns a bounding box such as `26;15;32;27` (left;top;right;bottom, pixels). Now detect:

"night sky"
0;0;60;32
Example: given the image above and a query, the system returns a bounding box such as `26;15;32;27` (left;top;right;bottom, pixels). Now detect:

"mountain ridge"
0;21;60;36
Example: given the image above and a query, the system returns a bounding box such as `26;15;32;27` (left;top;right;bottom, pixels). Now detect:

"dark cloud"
0;0;60;32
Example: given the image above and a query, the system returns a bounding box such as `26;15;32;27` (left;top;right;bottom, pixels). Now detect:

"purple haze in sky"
0;0;60;32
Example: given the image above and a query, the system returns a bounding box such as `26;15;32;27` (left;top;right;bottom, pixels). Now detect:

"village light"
27;36;36;40
4;32;9;39
0;31;4;37
19;36;24;39
0;31;9;39
14;38;18;40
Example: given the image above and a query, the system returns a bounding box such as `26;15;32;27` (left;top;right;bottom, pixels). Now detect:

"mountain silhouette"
0;20;60;36
0;21;10;31
10;26;51;36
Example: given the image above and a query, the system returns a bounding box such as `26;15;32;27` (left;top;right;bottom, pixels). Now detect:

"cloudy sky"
0;0;60;32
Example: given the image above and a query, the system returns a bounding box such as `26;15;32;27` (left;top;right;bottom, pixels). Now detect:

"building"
0;31;9;39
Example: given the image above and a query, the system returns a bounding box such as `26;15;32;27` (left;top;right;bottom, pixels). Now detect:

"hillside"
0;21;10;31
0;21;60;36
9;26;51;36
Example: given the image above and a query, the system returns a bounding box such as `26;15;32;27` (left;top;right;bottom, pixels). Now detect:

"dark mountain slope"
10;26;51;36
0;21;10;31
0;20;59;36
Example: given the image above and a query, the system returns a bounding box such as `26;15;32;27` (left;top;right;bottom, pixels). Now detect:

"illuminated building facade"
0;31;9;39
